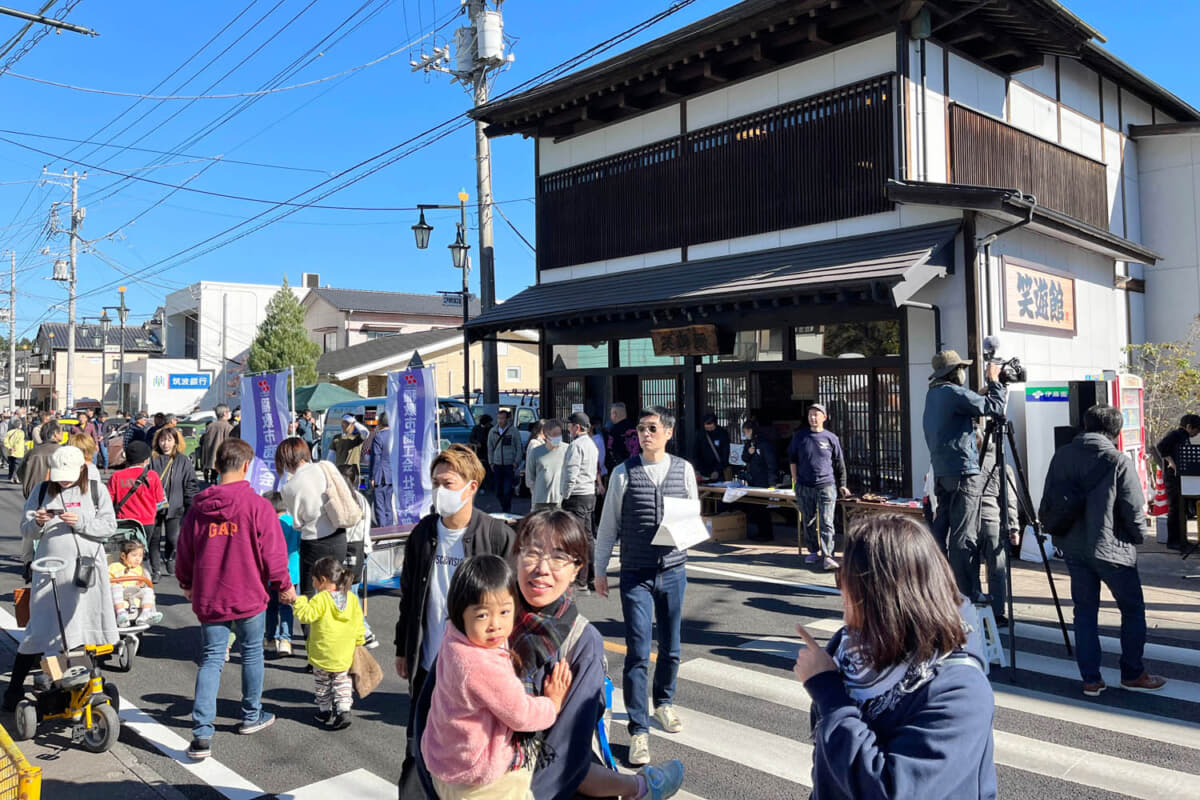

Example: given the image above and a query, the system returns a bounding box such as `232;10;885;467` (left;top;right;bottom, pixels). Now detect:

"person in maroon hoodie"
175;438;296;762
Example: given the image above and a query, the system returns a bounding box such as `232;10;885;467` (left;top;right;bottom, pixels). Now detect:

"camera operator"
922;349;1006;596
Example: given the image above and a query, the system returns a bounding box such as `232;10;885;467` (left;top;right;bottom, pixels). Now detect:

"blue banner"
240;369;292;494
387;367;436;525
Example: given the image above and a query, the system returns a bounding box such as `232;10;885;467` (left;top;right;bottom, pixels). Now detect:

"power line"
494;201;534;254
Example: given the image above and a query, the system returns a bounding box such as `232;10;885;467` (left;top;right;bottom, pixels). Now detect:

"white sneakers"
629;732;651;766
653;704;682;733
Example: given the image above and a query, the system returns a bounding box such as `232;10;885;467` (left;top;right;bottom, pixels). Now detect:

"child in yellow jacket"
292;556;365;730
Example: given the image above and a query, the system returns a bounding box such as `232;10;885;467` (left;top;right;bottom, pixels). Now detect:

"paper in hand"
652;497;710;550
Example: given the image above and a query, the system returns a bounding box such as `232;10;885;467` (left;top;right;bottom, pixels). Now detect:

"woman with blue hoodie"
793;513;997;800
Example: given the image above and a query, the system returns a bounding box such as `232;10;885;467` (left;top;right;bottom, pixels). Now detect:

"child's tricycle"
12;556;121;753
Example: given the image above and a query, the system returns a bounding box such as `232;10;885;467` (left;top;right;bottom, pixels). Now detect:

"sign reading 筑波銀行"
168;373;211;390
1001;257;1076;337
651;324;720;356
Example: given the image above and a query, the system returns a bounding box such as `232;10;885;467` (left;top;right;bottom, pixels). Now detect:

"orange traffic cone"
1152;468;1170;516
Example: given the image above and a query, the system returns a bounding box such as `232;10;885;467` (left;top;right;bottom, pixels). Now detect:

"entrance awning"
467;222;960;338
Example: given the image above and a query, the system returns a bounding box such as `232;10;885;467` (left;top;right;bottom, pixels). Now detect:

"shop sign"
169;373;211;389
1001;257;1076;337
1026;386;1068;403
651;324;719;356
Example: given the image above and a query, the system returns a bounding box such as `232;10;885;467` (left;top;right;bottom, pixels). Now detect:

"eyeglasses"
636;424;666;434
519;549;578;571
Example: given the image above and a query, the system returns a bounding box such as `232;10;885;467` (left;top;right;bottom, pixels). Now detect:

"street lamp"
102;287;128;415
411;191;472;402
98;311;111;411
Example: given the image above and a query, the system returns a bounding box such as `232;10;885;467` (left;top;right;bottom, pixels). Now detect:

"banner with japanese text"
387;367;437;525
240;368;292;494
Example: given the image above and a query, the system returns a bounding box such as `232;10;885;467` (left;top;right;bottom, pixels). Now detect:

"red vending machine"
1108;372;1149;500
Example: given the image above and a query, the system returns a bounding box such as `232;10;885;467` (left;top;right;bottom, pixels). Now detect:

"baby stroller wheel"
114;639;136;672
81;703;119;753
13;700;36;741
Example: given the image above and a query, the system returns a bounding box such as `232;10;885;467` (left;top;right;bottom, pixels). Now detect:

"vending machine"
1108;372;1149;501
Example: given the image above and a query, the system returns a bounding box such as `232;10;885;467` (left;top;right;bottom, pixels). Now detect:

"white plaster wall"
1122;90;1154;129
537;106;680;175
1058;57;1100;121
1138;132;1200;342
1104;127;1126;234
1008;82;1058;141
1017;61;1057;99
1059;107;1103;161
539;248;682;284
946;53;1006;119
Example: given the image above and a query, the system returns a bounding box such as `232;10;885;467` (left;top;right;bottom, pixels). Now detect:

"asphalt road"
2;479;1200;799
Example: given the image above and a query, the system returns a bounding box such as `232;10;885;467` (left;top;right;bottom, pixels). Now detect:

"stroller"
103;520;157;671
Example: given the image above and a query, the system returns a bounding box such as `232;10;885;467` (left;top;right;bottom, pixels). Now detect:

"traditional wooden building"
466;0;1193;495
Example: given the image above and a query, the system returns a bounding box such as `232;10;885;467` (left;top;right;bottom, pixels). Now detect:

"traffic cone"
1152;468;1170;516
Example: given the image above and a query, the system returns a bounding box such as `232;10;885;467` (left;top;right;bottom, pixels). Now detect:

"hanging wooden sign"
651;324;720;356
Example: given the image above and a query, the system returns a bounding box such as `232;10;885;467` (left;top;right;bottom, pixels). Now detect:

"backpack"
1039;457;1113;537
317;460;364;529
561;614;617;771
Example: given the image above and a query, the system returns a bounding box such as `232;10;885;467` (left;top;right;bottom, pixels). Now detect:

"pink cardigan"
421;626;558;786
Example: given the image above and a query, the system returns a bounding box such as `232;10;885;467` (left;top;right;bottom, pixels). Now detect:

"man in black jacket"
394;444;513;795
692;413;730;482
739;420;777;541
1040;404;1165;697
1156;413;1200;550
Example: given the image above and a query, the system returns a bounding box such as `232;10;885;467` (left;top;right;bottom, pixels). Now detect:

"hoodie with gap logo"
175;480;293;623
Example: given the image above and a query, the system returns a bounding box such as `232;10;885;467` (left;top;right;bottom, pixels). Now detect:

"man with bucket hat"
923;348;1005;595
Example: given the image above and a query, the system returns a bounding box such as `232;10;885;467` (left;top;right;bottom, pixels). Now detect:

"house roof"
316;327;466;381
473;0;1196;140
465;222;961;336
305;287;480;317
38;322;162;353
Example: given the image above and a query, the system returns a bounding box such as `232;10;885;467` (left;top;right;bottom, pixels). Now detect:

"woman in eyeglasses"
793;513;996;800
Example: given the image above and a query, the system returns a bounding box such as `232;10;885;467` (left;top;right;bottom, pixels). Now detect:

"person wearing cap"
923;349;1005;595
692;413;730;483
123;411;154;451
329;414;368;486
562;411;599;591
5;445;119;710
788;403;850;570
107;440;167;537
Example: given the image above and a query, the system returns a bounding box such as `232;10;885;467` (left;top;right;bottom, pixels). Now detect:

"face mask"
434;485;470;517
547;436;563;447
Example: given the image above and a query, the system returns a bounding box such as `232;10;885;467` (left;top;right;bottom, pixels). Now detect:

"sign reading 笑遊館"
651;324;720;356
1001;256;1076;337
168;373;211;390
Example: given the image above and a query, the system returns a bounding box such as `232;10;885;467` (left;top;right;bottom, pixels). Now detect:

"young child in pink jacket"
422;554;572;799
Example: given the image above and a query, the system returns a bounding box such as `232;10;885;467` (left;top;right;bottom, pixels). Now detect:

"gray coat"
979;447;1019;528
1042;432;1145;568
20;480;119;654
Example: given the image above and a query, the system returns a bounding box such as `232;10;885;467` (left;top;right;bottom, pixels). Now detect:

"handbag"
349;644;383;698
13;587;29;627
317;461;364;529
71;531;96;589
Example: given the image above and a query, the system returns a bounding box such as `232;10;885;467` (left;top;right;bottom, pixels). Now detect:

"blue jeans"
94;444;107;469
619;564;686;735
491;465;516;513
265;595;292;643
1064;556;1146;682
192;612;267;740
373;483;394;527
798;484;837;556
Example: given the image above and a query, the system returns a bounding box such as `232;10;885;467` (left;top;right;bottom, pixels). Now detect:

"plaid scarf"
508;592;579;771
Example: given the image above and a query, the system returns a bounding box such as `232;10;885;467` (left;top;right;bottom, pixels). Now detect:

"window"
505;366;522;382
703;329;784;364
618;338;682;367
323;332;338;352
793;321;900;359
550;342;609;370
364;330;399;341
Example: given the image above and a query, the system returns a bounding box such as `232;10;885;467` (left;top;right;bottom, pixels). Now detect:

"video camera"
982;335;1027;385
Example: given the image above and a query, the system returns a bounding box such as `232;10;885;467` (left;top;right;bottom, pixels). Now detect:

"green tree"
1126;315;1200;464
246;277;320;386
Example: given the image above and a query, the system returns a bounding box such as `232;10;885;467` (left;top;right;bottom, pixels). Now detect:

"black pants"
398;665;430;799
150;516;180;578
6;456;16;480
563;493;597;588
3;652;41;704
1166;471;1186;548
300;531;348;598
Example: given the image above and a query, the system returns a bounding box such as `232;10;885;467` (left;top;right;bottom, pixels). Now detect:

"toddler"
292;556;365;730
108;540;163;626
263;491;301;656
422;554;572;800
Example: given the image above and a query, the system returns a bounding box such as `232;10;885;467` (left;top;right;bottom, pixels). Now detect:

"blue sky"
0;0;1194;341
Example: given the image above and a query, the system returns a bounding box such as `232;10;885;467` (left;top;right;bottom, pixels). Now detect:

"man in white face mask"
526;419;567;511
394;444;514;793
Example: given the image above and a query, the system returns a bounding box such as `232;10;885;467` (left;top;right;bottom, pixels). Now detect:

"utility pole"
412;0;511;403
45;170;85;412
6;251;13;413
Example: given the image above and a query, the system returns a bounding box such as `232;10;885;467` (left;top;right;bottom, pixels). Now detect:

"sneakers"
628;732;651;766
803;554;821;565
1121;672;1167;693
329;711;352;730
653;705;682;733
237;711;275;735
137;611;163;626
641;760;685;800
276;639;293;657
263;639;276;654
314;709;333;725
823;557;840;571
1082;679;1107;697
186;738;212;760
363;633;378;650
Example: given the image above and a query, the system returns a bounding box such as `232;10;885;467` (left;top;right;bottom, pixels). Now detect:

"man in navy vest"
595;406;698;768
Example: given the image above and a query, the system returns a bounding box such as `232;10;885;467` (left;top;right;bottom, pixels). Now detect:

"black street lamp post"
413;192;471;401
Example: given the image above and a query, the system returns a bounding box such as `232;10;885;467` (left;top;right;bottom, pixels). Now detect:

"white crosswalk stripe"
1003;619;1200;668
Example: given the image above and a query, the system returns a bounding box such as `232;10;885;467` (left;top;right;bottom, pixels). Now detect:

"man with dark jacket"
200;405;232;483
368;413;393;527
1040;404;1165;697
922;349;1005;594
394;444;513;793
692;413;730;482
789;403;851;569
1156;413;1200;550
486;409;523;513
740;421;777;541
123;412;153;449
19;421;61;498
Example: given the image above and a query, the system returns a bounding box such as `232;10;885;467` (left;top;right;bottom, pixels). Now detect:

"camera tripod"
978;414;1072;671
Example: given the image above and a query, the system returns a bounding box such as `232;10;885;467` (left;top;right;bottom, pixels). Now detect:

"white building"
163;280;309;407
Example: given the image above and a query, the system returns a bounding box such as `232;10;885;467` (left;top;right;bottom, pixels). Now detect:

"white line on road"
278;767;397;799
1004;620;1200;669
684;563;842;595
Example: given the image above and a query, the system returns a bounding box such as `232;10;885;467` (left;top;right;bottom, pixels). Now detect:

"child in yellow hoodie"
292;556;365;730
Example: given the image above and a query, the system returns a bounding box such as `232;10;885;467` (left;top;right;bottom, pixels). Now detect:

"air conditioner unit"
301;272;320;289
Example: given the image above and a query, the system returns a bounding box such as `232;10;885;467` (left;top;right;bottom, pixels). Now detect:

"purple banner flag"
239;368;292;494
387;367;436;525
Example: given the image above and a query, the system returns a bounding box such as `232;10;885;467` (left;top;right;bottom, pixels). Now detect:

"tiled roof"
307;287;480;317
316;327;464;380
39;322;162;353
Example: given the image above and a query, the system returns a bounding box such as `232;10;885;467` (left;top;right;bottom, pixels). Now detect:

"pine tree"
246;277;321;385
